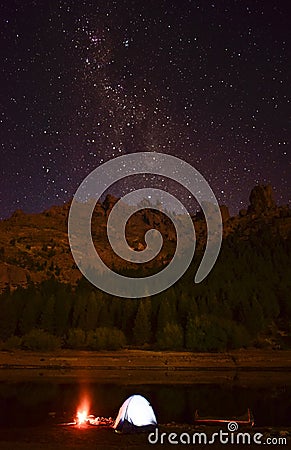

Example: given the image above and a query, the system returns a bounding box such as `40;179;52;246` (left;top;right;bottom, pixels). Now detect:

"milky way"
1;0;290;219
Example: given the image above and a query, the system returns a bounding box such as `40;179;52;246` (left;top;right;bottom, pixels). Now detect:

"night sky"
1;0;290;220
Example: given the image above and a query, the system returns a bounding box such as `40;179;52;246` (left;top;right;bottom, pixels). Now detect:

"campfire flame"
72;394;113;428
76;409;89;425
76;395;90;426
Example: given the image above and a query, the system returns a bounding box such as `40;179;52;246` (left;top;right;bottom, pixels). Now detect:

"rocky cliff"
0;185;289;291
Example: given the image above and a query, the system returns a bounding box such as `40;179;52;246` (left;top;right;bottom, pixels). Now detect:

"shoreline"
0;349;291;384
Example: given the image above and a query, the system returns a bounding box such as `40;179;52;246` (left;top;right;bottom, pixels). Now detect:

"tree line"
0;226;290;351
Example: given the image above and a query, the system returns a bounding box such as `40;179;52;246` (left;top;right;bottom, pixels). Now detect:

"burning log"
57;394;114;427
59;414;114;427
59;410;114;427
75;411;114;427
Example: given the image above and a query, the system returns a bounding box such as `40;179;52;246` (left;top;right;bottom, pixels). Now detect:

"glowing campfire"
75;397;90;426
76;409;89;425
75;410;114;427
58;393;114;427
73;398;113;427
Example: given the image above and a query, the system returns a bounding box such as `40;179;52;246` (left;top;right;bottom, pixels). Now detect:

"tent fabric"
113;395;157;433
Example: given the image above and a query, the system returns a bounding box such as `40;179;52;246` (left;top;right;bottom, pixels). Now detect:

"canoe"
194;408;254;427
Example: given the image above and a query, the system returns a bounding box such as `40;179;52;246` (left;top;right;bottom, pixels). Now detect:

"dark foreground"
0;424;289;450
0;350;290;449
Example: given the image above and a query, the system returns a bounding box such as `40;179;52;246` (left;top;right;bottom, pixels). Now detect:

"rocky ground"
0;423;289;450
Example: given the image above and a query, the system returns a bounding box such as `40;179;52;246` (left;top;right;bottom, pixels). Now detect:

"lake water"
0;379;290;428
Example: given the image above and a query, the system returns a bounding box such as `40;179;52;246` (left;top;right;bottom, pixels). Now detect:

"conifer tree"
40;295;55;334
18;292;42;335
133;300;151;346
83;291;99;331
157;323;184;350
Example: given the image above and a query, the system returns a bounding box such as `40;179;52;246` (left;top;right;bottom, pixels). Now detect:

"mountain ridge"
0;184;290;292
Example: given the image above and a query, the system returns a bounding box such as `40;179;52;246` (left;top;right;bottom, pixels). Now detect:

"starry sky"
1;0;290;219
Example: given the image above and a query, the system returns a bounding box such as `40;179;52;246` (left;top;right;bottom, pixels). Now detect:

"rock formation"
248;184;276;215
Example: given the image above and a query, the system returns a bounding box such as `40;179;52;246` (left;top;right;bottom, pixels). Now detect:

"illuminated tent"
113;394;157;433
